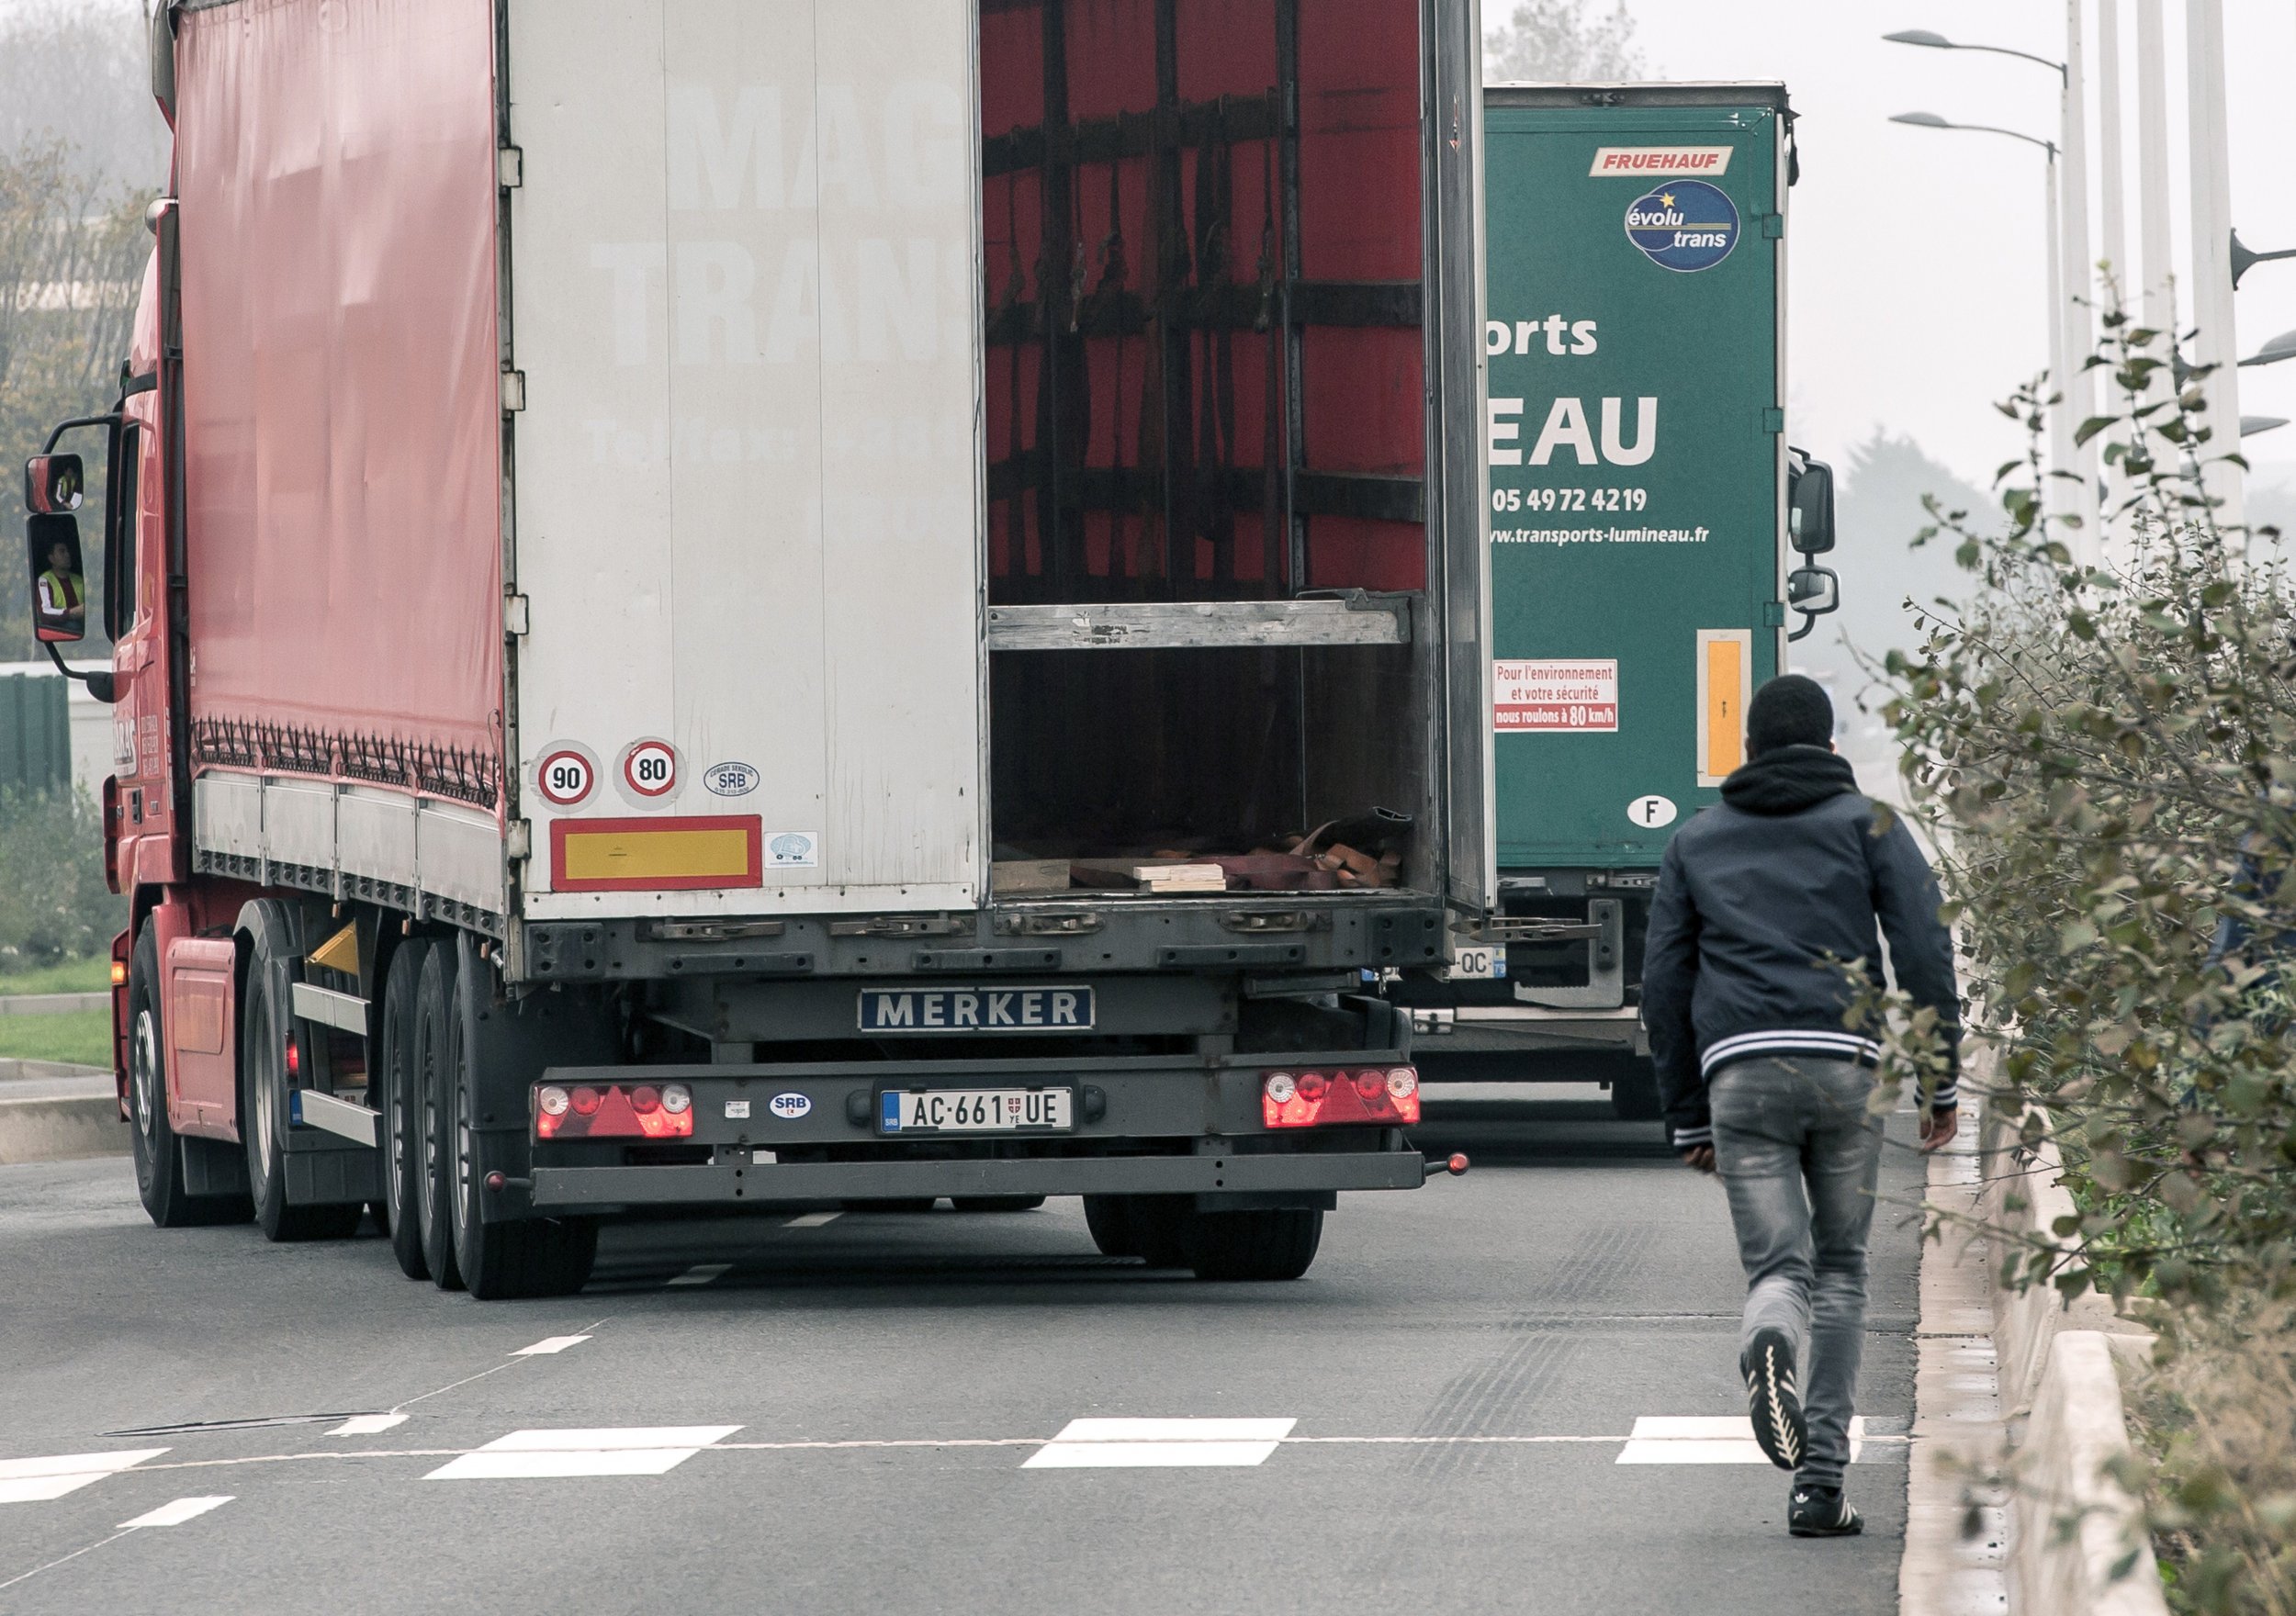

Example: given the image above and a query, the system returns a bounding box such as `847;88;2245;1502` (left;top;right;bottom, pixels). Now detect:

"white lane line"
0;1449;170;1504
666;1263;731;1287
425;1426;742;1481
1024;1418;1296;1469
118;1496;231;1529
1615;1415;1868;1464
784;1211;841;1228
512;1335;591;1356
328;1414;409;1437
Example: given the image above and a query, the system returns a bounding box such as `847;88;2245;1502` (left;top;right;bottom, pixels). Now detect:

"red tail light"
1262;1067;1419;1128
535;1082;693;1140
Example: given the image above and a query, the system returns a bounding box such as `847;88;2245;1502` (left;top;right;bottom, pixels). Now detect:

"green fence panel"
0;673;72;796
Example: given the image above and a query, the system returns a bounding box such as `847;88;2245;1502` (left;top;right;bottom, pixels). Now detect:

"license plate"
857;986;1095;1034
877;1087;1074;1134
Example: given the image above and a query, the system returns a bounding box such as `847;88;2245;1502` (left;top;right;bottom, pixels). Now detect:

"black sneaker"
1788;1484;1863;1538
1741;1327;1806;1472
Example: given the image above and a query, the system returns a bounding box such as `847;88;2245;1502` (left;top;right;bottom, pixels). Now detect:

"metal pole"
2046;152;2075;508
2095;0;2131;560
2060;0;2099;552
2186;0;2245;534
2134;1;2172;335
2133;0;2174;530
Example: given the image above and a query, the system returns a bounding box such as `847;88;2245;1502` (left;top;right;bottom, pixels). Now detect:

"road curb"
0;991;109;1016
1898;1100;2009;1616
0;1092;128;1164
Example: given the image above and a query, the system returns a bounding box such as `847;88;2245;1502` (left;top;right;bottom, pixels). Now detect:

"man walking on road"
1641;674;1962;1539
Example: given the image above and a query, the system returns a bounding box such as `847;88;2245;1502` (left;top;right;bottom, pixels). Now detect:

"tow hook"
484;1172;535;1192
1424;1152;1469;1181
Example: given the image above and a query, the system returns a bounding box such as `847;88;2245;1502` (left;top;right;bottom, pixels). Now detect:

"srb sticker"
768;1093;812;1119
703;761;758;797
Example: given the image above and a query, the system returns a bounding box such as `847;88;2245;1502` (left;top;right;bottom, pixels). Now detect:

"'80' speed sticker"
615;738;682;806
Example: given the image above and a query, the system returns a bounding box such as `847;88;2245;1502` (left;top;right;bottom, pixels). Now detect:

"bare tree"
0;0;168;189
1484;0;1647;84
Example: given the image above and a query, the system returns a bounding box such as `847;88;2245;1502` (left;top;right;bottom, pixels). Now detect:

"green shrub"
1876;312;2296;1613
0;786;123;970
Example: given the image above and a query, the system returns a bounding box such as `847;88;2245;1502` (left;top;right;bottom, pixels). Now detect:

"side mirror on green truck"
1786;449;1835;554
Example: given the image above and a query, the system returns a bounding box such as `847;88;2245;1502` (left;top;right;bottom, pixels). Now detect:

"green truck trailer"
1392;83;1840;1120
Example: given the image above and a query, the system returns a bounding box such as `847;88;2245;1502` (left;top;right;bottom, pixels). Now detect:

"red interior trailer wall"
174;0;504;808
980;0;1426;605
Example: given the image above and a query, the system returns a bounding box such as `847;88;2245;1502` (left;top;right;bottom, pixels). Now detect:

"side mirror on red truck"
25;452;84;514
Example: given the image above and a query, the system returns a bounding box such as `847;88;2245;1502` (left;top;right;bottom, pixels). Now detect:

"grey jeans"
1708;1054;1884;1488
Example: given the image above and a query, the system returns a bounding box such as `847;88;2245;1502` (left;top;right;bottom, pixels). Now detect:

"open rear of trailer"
45;0;1502;1296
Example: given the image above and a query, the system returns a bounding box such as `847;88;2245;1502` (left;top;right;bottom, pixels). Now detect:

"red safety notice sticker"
1588;145;1732;178
1494;658;1619;732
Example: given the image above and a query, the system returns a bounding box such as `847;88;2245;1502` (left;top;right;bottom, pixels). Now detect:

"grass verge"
0;1008;111;1068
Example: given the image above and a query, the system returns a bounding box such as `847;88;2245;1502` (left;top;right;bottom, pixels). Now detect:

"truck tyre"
1609;1057;1665;1122
1082;1195;1140;1257
378;939;432;1280
1187;1208;1323;1282
128;926;249;1229
242;916;361;1243
951;1195;1044;1212
1127;1196;1197;1268
413;945;464;1290
445;940;596;1300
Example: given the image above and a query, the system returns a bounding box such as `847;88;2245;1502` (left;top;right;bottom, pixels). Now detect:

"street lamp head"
1889;111;1952;128
1884;28;1954;48
2241;416;2289;439
2236;329;2296;368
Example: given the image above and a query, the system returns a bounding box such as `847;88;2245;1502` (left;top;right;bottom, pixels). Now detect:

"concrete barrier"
1978;1111;2153;1417
0;1061;125;1165
0;1091;127;1164
0;991;109;1016
2012;1331;2165;1616
1973;1106;2166;1616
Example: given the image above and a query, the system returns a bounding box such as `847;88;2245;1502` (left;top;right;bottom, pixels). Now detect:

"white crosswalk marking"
328;1414;409;1437
1024;1418;1296;1469
784;1211;841;1228
667;1263;731;1286
1615;1415;1867;1464
0;1449;169;1504
425;1427;743;1480
119;1496;231;1529
512;1335;591;1356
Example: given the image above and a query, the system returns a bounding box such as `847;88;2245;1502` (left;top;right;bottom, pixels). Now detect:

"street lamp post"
1888;112;2070;526
1885;27;2097;549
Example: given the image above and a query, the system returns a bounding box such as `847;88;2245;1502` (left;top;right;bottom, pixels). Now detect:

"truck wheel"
951;1195;1044;1212
1082;1195;1139;1257
1187;1209;1323;1282
1128;1196;1197;1268
378;939;432;1280
445;940;595;1300
127;926;248;1228
413;945;464;1290
1609;1058;1665;1122
242;931;360;1243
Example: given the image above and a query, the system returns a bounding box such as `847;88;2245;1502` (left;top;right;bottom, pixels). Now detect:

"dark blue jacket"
1640;746;1962;1150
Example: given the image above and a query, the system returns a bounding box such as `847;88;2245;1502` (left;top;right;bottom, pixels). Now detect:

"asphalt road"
0;1088;1927;1615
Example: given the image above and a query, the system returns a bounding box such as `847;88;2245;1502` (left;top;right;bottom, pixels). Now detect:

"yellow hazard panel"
1696;630;1752;787
552;817;762;892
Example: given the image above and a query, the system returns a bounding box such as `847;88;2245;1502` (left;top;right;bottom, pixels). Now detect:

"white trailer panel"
507;0;986;919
